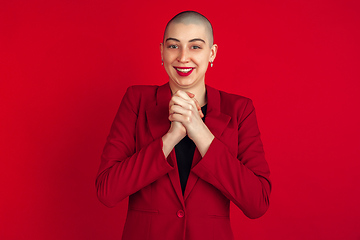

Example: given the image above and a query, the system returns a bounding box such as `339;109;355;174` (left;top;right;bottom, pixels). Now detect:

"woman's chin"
170;77;201;89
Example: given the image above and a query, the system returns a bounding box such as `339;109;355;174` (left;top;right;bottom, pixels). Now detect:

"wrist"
162;132;181;158
192;127;215;157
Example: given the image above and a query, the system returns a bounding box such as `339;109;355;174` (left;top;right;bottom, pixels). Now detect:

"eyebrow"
165;37;206;43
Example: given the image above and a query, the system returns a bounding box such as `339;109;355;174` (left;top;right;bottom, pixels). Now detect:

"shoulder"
208;85;253;110
219;89;251;104
126;84;159;95
121;84;167;114
124;84;160;101
207;86;256;123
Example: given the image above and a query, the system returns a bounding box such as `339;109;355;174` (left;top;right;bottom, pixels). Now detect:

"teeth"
176;68;193;73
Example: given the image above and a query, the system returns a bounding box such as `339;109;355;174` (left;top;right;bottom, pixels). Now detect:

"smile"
176;68;193;73
174;67;194;76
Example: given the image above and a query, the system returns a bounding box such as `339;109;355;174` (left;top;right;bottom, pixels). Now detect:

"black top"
175;104;207;195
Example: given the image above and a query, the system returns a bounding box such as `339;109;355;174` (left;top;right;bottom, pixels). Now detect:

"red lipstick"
174;67;194;77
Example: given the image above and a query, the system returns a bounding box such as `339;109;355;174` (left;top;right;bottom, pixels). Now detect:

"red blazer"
96;83;271;240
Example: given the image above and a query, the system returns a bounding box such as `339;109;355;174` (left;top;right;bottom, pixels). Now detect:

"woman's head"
160;11;217;91
163;11;214;46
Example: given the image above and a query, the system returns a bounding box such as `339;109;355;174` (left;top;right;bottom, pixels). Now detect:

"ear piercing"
210;61;213;67
161;59;164;66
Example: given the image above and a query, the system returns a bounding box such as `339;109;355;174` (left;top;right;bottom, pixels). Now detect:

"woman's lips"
174;67;194;77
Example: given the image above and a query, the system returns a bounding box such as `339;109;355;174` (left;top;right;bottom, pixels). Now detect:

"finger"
191;95;201;110
169;104;183;115
169;104;192;118
199;109;204;118
169;112;186;123
169;96;184;109
170;95;193;110
171;91;203;117
190;96;204;118
186;92;195;98
185;92;204;118
174;90;192;100
185;92;201;111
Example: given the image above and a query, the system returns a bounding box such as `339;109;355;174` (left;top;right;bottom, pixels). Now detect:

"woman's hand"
168;90;214;157
165;90;204;141
169;90;203;141
162;91;202;158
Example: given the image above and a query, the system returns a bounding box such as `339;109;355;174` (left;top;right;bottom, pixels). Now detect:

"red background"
1;0;359;239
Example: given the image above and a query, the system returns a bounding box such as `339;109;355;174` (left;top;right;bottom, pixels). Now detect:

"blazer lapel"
168;149;186;207
145;83;185;207
183;149;201;199
146;83;171;141
204;85;232;139
185;85;231;201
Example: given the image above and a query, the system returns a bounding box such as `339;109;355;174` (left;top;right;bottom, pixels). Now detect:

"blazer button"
177;210;185;218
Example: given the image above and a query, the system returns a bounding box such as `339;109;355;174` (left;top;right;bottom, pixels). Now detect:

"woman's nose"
178;48;189;63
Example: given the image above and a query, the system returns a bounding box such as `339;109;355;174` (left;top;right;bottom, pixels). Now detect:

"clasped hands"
162;90;214;158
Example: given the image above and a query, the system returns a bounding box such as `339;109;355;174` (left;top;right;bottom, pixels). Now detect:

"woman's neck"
169;81;207;107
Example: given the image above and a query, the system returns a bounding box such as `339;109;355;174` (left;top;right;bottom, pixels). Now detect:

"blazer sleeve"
191;99;271;219
95;86;174;207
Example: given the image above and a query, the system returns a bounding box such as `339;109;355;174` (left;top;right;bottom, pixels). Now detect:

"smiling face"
161;22;217;92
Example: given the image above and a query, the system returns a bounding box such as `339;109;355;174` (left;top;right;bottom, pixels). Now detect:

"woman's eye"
191;45;201;49
168;45;178;49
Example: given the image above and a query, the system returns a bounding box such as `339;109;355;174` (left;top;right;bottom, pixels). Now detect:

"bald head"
163;11;214;46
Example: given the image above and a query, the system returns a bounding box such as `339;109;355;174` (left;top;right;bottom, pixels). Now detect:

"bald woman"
96;11;271;240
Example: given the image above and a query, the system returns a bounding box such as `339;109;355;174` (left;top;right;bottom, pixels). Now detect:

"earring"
210;61;213;67
161;59;163;66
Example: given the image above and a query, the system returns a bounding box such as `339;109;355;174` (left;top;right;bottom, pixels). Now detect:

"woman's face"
161;22;217;90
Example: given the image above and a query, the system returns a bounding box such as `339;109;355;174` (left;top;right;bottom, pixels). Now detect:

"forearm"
96;138;174;207
192;125;215;157
192;138;271;219
162;133;178;158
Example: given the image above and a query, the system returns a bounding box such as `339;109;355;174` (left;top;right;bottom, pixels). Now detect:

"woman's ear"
210;44;218;62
